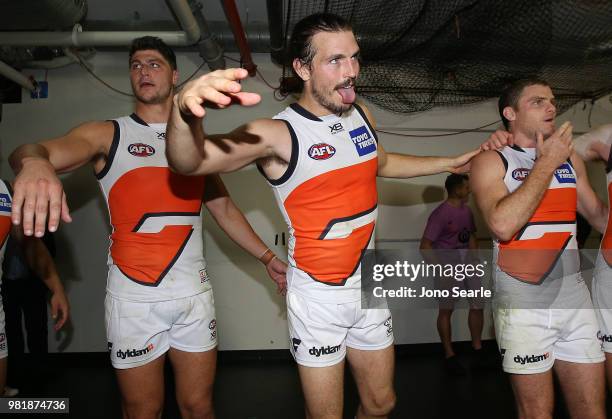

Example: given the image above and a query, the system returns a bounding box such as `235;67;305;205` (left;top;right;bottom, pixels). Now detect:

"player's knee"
516;401;553;419
123;401;163;419
178;396;214;419
362;388;396;416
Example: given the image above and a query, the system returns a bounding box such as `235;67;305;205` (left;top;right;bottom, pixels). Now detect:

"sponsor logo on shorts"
513;352;550;365
107;342;113;352
0;193;11;213
309;344;342;358
597;331;612;343
0;333;6;351
512;168;530;181
128;143;156;157
209;319;217;340
329;122;344;134
500;348;506;361
384;316;393;337
292;337;301;353
553;163;575;184
308;143;336;160
199;268;209;283
116;343;154;359
349;126;376;156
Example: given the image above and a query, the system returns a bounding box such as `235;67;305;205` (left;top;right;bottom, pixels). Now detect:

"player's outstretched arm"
9;121;113;236
167;68;287;176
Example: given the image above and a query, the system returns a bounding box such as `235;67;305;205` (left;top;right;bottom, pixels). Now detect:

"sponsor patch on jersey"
512;168;530;181
554;163;576;184
128;143;156;157
0;193;11;213
349;126;376;156
308;143;336;160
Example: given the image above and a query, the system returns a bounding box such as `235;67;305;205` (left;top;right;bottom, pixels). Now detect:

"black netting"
280;0;612;113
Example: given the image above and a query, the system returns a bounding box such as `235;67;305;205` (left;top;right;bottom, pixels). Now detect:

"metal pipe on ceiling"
222;0;257;76
0;0;201;47
0;60;36;92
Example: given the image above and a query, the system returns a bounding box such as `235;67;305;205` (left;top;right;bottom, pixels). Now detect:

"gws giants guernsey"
262;103;378;303
98;114;209;302
0;181;12;279
493;146;579;285
599;146;612;266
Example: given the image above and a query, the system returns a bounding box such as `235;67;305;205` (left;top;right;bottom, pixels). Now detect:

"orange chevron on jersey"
498;188;576;284
284;158;377;285
108;166;205;285
0;217;10;249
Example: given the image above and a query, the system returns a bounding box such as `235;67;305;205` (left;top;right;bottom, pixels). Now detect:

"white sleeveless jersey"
598;148;612;267
492;146;583;306
97;114;210;302
262;103;378;303
0;180;12;282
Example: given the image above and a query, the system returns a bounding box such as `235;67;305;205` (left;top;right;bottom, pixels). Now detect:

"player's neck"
510;129;536;148
134;99;172;124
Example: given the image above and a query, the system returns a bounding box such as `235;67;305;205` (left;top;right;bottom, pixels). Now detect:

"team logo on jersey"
384;317;393;337
0;193;11;213
292;337;301;353
512;168;530;181
308;143;336;160
329;122;344;134
209;319;217;340
199;268;209;283
128;143;156;157
553;163;576;184
349;126;376;156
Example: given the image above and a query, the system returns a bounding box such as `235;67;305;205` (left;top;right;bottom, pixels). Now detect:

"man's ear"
293;58;311;82
503;106;516;124
172;69;179;86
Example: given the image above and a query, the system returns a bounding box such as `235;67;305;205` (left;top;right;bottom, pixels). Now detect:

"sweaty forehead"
520;84;554;101
130;50;166;63
311;30;358;58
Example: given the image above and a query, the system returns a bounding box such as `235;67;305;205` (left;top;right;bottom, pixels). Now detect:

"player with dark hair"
164;13;479;419
9;36;286;419
471;79;607;418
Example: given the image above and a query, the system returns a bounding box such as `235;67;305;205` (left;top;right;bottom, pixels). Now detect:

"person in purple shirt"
420;174;483;375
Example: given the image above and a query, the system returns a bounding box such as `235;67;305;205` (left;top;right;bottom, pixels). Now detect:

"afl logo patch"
128;143;156;157
308;143;336;160
512;168;530;181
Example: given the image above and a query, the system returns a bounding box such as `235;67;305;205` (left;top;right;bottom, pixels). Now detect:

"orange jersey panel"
0;216;10;248
284;158;377;284
108;167;205;285
498;188;576;284
602;183;612;265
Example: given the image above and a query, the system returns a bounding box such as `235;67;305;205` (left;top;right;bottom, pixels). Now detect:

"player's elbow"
166;151;206;176
488;216;516;242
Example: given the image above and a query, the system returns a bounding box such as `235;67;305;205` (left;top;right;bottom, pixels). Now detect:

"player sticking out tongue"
337;79;356;104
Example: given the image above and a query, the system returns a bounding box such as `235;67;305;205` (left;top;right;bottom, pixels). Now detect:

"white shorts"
105;290;217;369
494;305;604;374
287;290;394;368
0;300;6;359
593;262;612;353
